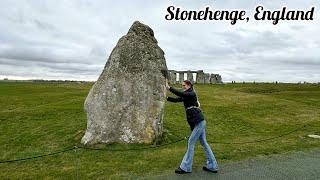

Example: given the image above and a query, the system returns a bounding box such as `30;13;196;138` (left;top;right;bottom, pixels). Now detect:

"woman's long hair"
183;80;201;107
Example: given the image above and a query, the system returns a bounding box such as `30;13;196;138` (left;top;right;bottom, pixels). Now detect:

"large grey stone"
81;21;167;145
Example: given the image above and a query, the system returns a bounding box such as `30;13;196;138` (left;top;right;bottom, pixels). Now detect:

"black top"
166;86;204;130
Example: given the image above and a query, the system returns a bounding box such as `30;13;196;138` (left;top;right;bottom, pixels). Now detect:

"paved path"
145;149;320;180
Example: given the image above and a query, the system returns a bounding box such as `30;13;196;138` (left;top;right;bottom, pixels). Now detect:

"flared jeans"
180;120;218;172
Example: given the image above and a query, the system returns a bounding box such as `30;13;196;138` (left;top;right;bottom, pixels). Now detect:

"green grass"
0;82;319;179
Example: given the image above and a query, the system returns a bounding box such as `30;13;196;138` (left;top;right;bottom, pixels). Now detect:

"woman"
163;79;219;174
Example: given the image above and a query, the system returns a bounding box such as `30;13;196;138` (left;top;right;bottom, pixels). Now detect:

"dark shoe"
175;167;191;174
203;166;219;173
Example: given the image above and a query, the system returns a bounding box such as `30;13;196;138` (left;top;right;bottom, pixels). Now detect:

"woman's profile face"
182;82;191;90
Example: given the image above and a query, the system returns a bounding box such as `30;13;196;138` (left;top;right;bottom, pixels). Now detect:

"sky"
0;0;319;82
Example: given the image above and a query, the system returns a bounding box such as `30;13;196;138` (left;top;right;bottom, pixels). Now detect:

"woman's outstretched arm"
167;96;183;102
164;83;183;102
169;86;195;97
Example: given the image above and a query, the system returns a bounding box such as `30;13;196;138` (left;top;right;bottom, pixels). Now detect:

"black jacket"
166;86;204;130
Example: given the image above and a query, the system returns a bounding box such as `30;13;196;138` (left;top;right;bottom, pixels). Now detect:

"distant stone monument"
166;70;222;84
81;21;167;145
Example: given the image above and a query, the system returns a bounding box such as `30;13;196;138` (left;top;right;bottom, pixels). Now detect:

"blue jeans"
180;120;218;172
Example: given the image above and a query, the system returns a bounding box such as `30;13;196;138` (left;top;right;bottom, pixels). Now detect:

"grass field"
0;82;319;179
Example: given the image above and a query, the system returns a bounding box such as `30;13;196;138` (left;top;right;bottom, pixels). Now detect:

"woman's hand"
165;79;170;90
163;85;167;97
163;79;170;98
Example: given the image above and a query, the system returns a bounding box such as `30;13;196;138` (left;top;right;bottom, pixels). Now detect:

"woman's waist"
185;106;200;111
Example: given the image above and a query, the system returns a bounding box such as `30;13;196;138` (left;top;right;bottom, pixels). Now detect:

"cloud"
0;0;319;82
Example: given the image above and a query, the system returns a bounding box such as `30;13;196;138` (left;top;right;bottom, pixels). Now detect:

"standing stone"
210;74;223;84
169;71;177;84
196;71;205;83
187;72;194;83
216;74;223;83
204;73;210;83
179;72;184;83
210;74;217;84
81;21;167;145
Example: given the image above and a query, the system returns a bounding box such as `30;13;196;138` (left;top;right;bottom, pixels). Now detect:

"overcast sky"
0;0;319;82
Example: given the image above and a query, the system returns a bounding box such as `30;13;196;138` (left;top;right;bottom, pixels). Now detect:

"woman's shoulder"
186;88;197;97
